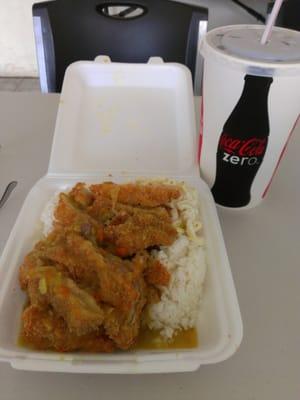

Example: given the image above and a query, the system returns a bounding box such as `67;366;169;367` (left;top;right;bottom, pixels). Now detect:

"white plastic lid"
201;25;300;76
48;57;197;176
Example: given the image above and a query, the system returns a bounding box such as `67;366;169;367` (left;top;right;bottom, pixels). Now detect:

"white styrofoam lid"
48;57;197;175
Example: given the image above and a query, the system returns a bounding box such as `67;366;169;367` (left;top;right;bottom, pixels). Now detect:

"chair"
276;0;300;31
32;0;208;93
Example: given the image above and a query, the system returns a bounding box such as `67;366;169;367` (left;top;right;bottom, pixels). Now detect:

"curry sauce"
134;328;198;350
19;327;198;351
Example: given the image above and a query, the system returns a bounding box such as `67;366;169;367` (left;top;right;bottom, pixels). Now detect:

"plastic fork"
0;181;18;209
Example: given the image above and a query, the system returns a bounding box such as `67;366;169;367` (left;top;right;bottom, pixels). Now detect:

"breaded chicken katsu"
19;182;179;352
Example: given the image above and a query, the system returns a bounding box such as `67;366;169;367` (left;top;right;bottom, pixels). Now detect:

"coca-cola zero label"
219;133;267;166
211;74;273;207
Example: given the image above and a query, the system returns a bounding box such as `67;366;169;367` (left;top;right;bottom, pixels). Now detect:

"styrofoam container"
0;57;242;373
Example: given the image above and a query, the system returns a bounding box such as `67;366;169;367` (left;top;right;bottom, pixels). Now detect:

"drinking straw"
261;0;284;45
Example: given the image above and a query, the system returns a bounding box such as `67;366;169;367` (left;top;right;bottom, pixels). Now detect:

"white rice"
40;191;61;236
143;179;207;340
40;179;207;340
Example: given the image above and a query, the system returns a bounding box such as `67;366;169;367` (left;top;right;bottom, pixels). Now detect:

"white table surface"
0;92;299;400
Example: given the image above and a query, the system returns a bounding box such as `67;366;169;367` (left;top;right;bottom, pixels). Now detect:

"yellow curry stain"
18;330;31;349
134;328;198;350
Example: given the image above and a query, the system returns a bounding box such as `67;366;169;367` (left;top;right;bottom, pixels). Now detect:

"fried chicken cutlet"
27;267;104;336
19;181;177;352
90;182;181;207
22;305;114;352
41;230;145;312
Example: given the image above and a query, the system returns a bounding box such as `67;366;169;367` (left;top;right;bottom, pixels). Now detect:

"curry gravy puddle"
18;326;198;352
134;328;198;350
18;331;33;350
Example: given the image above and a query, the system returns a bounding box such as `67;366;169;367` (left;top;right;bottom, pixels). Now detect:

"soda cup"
199;25;300;209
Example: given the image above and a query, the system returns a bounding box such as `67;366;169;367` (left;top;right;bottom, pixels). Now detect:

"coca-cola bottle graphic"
211;74;273;207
